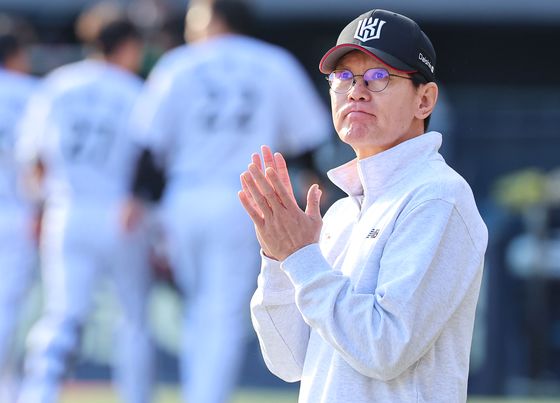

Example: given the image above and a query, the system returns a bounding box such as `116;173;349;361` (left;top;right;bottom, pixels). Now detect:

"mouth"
345;110;374;121
341;104;374;118
347;111;370;117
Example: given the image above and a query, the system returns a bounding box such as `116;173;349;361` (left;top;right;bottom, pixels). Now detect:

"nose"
348;76;371;101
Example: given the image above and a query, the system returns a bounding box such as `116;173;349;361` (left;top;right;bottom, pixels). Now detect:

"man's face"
329;50;423;160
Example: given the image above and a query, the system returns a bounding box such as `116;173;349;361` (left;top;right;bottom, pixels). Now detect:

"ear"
415;82;438;120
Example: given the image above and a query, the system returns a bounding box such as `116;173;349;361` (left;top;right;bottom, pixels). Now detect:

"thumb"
305;184;322;218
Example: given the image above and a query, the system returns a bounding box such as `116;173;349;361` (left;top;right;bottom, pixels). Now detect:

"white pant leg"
110;222;155;403
164;186;260;403
0;211;36;403
182;241;258;403
18;206;98;403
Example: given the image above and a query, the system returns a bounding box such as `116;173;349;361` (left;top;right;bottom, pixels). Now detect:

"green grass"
60;384;298;403
468;400;560;403
59;383;560;403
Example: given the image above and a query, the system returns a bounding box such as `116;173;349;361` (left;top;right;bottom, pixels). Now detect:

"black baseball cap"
319;9;436;82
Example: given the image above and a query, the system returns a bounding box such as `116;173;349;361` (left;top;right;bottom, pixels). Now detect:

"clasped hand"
238;146;323;261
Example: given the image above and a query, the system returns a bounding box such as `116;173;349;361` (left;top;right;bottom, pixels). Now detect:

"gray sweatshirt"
250;132;488;403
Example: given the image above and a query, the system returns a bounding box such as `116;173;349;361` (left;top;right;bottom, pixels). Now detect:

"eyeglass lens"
328;68;390;93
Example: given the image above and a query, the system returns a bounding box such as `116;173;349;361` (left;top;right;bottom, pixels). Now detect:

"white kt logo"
354;17;386;42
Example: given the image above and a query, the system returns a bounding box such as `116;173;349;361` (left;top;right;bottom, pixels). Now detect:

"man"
16;16;154;403
0;25;39;403
127;0;330;401
240;9;488;403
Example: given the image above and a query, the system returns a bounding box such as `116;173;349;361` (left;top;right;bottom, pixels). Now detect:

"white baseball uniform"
0;67;38;403
132;34;331;403
16;59;154;403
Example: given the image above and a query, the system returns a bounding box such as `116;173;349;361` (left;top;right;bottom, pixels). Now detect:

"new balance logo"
366;228;380;239
354;18;386;42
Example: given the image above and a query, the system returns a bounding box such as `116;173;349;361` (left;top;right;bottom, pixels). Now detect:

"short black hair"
0;33;20;65
411;73;431;131
96;19;141;56
212;0;254;36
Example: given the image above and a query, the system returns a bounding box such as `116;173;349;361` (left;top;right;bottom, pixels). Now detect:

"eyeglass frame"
325;68;414;94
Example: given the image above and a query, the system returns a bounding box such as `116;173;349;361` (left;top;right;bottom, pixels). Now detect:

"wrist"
261;249;279;261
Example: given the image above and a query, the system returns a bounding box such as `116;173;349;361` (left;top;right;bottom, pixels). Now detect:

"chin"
339;125;371;144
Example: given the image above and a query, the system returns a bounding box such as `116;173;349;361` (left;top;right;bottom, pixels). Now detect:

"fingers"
251;146;275;174
248;164;285;210
240;176;261;214
241;171;274;221
264;166;298;210
251;153;262;171
305;184;322;219
261;145;275;171
238;189;264;227
273;151;286;171
252;147;293;199
274;152;294;197
244;146;294;215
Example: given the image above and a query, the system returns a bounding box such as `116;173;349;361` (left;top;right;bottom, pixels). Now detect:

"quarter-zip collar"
327;131;443;208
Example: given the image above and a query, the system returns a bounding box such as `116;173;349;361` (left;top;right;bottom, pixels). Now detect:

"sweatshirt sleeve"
281;199;486;381
250;252;310;382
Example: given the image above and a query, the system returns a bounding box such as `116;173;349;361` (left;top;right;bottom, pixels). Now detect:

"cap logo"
354;17;386;42
418;52;434;73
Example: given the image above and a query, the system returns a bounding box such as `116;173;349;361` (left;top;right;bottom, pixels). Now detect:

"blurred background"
1;0;560;401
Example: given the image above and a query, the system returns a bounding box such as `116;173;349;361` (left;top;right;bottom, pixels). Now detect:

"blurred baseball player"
16;15;155;403
125;0;331;401
0;23;39;403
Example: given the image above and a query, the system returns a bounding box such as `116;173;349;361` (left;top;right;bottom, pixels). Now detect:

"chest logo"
366;228;380;239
